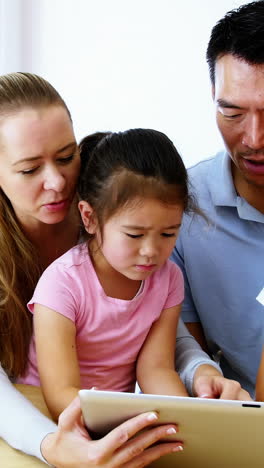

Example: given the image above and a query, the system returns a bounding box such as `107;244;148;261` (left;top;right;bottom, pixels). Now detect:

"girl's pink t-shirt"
19;244;184;391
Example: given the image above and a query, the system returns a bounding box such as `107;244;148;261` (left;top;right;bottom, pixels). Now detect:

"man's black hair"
206;1;264;85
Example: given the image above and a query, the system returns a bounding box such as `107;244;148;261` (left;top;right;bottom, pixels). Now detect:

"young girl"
19;128;201;418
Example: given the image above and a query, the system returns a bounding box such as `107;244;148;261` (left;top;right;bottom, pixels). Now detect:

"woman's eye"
20;167;38;175
58;154;74;164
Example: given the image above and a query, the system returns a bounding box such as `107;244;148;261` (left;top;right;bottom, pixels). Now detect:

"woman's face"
0;105;80;227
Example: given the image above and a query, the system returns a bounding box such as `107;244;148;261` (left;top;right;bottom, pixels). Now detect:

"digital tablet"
79;389;264;468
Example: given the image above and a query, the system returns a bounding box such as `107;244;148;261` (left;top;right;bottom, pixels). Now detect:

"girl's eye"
162;233;176;237
126;233;143;238
58;154;74;164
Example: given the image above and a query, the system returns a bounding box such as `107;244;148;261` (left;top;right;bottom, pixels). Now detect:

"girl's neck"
89;239;141;300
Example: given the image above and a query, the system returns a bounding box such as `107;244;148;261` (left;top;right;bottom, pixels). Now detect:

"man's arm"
185;321;209;353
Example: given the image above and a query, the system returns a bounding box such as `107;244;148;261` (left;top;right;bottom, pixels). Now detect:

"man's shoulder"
187;151;225;196
188;151;224;178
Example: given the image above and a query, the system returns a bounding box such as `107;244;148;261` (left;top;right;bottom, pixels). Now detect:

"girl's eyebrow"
12;142;77;166
121;224;181;230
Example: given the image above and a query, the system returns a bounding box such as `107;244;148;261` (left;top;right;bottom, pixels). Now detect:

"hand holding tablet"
79;389;264;468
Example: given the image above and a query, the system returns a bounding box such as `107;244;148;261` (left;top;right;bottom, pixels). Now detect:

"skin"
80;197;184;298
0;106;80;227
214;54;264;213
0;106;81;268
42;398;184;467
186;54;263;401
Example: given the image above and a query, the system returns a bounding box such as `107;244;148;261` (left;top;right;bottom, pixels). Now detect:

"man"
172;0;264;398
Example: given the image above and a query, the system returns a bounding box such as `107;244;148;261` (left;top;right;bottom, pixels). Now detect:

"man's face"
213;54;264;191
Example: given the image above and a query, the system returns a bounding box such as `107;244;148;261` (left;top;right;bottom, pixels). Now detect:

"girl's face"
80;197;183;281
0;105;80;228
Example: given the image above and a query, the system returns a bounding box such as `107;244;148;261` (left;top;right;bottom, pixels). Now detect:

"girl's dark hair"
207;1;264;85
79;128;199;235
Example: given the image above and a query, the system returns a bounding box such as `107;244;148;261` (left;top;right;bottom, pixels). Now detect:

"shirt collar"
210;151;264;223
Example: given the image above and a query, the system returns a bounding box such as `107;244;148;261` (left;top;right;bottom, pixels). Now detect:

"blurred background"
0;0;249;166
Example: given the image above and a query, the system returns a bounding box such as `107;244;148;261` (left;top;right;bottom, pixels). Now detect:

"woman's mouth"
43;199;69;212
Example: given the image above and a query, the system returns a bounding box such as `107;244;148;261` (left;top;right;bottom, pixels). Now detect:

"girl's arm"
0;364;57;463
34;304;81;420
256;348;264;401
137;305;188;396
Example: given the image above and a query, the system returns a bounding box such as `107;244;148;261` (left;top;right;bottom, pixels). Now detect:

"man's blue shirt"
171;151;264;396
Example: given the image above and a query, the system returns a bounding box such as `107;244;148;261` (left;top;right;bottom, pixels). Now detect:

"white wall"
0;0;248;167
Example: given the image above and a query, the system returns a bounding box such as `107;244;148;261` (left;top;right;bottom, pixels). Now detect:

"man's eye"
220;108;242;119
224;114;241;119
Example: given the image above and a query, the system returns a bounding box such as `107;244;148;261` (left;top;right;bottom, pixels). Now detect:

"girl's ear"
78;200;98;234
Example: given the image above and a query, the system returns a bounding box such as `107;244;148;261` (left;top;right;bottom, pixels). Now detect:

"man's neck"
232;165;264;214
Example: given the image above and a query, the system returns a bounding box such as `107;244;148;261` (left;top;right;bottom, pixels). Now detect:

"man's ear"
78;200;97;234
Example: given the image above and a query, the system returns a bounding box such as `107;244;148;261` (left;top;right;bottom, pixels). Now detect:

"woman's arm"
0;364;57;463
0;366;184;466
34;304;81;419
137;305;188;396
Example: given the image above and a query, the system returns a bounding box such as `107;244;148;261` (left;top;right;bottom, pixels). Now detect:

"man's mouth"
242;158;264;174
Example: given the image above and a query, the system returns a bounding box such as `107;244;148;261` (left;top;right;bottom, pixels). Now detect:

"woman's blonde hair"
0;72;70;378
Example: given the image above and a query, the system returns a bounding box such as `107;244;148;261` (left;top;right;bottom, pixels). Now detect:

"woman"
0;72;249;467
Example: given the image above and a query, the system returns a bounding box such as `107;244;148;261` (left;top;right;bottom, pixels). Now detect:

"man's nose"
242;114;264;150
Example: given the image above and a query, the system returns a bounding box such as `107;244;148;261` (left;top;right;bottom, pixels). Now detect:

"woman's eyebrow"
12;142;77;166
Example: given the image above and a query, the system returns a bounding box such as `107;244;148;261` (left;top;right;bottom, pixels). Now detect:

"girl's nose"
139;239;158;258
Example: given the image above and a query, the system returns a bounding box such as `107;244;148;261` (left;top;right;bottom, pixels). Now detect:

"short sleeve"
28;263;77;323
162;261;184;310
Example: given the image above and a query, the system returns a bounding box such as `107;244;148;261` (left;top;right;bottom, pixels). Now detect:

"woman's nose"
43;167;65;192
